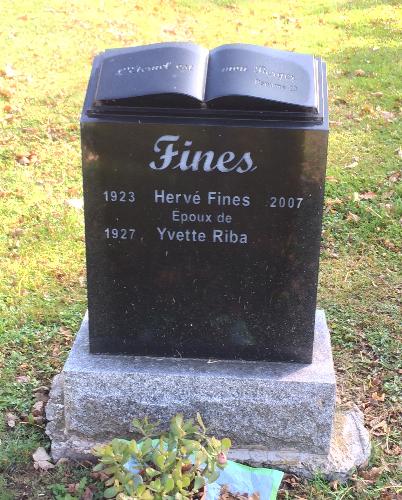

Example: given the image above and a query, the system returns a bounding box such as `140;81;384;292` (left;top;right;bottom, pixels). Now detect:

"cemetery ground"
0;0;400;498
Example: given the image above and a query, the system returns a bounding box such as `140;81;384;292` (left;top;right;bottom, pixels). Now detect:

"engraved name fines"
149;135;257;173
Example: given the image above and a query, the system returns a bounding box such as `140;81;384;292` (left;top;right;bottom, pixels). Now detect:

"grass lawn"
0;0;401;498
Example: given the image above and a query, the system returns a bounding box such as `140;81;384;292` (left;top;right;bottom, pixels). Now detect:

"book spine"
201;49;210;102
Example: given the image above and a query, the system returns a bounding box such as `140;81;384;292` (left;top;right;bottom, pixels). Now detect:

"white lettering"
149;136;257;173
154;190;201;204
172;210;213;224
207;192;251;207
149;135;179;170
157;227;206;242
213;229;247;244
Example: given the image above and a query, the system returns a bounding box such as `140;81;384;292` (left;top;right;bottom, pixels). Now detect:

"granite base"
46;310;370;480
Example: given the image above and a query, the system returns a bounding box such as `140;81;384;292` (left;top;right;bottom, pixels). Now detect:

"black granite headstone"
81;43;328;363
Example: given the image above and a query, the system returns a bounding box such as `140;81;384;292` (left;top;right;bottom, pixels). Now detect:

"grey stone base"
46;311;370;480
229;407;370;480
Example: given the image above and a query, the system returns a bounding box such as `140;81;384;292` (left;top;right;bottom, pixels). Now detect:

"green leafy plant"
51;477;89;500
93;413;231;500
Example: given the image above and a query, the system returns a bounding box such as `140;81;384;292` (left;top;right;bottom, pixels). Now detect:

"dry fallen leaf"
371;391;385;401
345;156;359;169
330;479;339;490
371;91;383;97
283;474;301;487
381;239;398;252
386;444;401;456
162;26;177;36
360;466;383;481
0;86;13;98
334;97;347;105
220;484;260;500
388;171;401;183
325;198;343;206
82;487;94;500
90;471;110;483
68;483;78;493
353;477;367;493
59;326;73;338
361;104;375;115
359;191;376;200
0;64;16;79
371;420;388;436
34;386;50;403
33;385;49;393
2;113;14;123
33;447;51;461
327;250;339;259
369;415;388;429
90;471;109;482
16;155;30;166
32;400;45;417
6;412;18;428
33;447;55;471
15;152;39;166
353;191;376;201
325;198;343;213
380;110;395;121
11;227;23;237
347;211;360;222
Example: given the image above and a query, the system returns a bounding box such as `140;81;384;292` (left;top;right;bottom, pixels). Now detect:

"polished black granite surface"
81;44;329;363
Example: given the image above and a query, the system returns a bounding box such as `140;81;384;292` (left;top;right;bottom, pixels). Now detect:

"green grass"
0;420;44;472
0;0;401;498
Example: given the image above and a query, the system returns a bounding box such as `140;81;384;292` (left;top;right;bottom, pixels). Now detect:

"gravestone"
46;43;370;479
82;42;328;363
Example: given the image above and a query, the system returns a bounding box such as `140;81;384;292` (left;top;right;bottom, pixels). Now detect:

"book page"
205;44;318;111
94;42;209;107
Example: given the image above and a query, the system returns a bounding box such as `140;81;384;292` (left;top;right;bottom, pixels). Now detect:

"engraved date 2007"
268;196;304;209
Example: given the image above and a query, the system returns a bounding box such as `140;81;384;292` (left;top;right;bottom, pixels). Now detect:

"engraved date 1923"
103;190;135;202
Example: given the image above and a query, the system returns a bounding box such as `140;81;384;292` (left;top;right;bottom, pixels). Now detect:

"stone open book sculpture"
93;42;320;114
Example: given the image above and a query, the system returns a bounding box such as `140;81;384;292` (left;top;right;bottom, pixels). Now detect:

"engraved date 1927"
104;228;136;240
